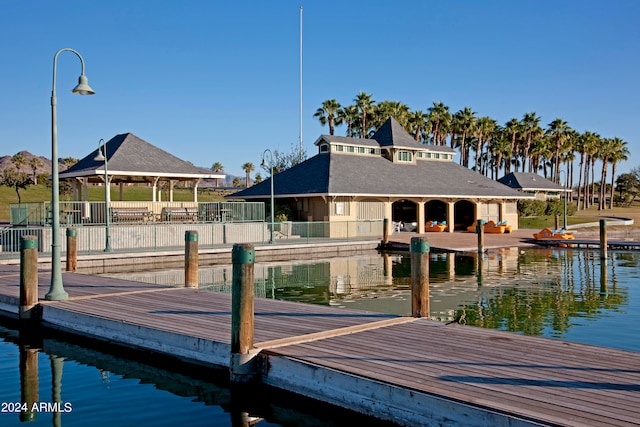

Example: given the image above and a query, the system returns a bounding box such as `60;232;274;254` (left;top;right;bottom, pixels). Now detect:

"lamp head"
72;74;95;95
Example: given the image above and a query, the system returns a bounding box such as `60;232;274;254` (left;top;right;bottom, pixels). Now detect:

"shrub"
517;200;546;217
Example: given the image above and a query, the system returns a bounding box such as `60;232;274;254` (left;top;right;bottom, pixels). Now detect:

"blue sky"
1;0;638;179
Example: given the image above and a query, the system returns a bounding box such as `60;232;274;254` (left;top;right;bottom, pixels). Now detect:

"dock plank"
2;264;640;425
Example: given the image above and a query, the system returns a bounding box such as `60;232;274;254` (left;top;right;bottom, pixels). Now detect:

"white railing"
0;220;383;258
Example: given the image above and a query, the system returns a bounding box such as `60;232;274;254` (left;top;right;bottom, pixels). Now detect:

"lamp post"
45;48;95;301
261;149;274;244
559;170;568;230
94;139;112;252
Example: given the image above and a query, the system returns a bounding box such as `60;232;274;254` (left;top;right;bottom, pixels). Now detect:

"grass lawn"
519;201;640;230
0;184;238;222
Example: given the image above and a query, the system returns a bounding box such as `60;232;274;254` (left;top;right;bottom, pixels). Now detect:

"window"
357;147;365;153
347;146;355;153
335;144;344;152
398;151;412;162
319;144;329;152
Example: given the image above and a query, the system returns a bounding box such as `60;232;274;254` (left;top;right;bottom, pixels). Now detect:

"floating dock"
2;263;640;426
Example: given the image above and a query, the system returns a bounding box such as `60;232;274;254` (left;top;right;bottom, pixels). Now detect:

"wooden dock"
2;263;640;426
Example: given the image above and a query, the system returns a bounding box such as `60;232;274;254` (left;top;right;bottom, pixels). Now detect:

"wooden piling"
185;230;199;288
600;219;607;259
382;218;389;245
477;219;485;253
20;236;39;320
66;228;77;272
410;237;430;318
230;243;257;383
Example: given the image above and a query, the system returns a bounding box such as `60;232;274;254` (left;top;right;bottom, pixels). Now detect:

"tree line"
313;92;631;211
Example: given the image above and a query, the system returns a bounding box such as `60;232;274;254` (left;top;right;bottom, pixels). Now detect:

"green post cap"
66;228;77;237
185;231;199;242
232;244;255;264
410;237;430;253
21;236;38;250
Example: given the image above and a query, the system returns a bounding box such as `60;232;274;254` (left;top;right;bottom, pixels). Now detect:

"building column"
417;201;425;234
82;178;88;202
499;201;506;222
119;182;124;201
192;179;201;203
447;201;455;233
169;180;175;202
384;199;393;235
152;177;159;202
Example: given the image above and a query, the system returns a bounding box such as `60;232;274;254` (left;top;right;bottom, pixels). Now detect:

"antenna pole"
299;5;303;161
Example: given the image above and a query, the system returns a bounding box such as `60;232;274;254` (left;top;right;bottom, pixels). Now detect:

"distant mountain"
0;151;66;179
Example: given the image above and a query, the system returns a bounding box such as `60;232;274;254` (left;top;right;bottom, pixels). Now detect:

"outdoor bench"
161;207;198;222
110;207;152;222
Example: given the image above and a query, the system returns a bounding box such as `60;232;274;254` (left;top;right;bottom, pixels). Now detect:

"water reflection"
1;324;395;427
100;248;640;351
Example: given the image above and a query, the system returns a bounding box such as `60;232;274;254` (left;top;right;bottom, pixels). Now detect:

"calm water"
102;247;640;352
2;248;639;426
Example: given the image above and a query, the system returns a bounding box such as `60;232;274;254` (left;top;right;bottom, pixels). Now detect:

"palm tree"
354;91;375;138
489;129;512;179
241;162;254;188
608;138;629;208
452;107;476;167
503;118;521;174
472;117;496;174
28;157;43;184
545;118;572;182
211;162;224;187
337;105;359;137
11;153;26;173
374;101;410;129
427;101;451;145
314;99;342;135
520;112;542;172
408;110;428;142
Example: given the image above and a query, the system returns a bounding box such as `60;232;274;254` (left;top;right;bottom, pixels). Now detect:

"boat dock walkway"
2;263;640;426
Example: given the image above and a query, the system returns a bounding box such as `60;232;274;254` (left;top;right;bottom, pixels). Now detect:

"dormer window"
398;151;412;162
319;144;329;153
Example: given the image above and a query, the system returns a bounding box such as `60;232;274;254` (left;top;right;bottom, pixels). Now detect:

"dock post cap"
232;244;255;264
410;237;430;253
185;230;198;241
21;236;38;249
66;228;77;237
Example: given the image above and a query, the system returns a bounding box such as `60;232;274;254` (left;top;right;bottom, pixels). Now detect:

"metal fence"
0;219;383;258
9;201;265;226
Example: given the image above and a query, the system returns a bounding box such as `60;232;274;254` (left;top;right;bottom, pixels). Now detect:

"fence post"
476;219;485;253
66;228;77;272
230;243;258;383
20;236;39;320
600;219;607;260
411;236;430;318
185;230;198;288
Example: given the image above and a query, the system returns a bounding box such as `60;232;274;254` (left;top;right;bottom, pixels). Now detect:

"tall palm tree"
598;138;617;210
314;99;343;135
337;105;359;137
579;131;599;209
520;112;542;172
488;130;511;179
452;107;476;167
28;157;43;184
427;101;451;145
211;162;224;187
11;153;26;173
409;110;428;142
503;118;521;174
354;92;375;138
374;101;410;129
608;138;629;208
545;118;572;183
472;117;496;174
241;162;254;188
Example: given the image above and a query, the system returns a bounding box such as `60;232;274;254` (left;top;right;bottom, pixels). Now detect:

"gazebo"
59;133;223;203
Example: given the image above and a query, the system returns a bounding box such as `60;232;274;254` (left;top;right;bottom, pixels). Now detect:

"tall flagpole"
299;5;303;161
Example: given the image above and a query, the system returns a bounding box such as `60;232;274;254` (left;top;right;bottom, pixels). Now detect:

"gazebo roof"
498;172;569;192
59;133;223;184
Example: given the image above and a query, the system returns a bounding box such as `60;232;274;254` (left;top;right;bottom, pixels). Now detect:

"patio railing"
0;219;383;258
